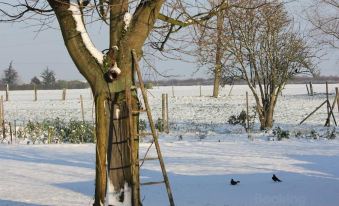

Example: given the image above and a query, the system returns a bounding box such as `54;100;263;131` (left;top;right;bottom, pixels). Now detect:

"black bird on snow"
272;174;282;182
230;178;240;185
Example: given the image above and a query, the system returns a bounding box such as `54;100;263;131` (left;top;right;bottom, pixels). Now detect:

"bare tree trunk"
213;11;224;98
94;93;109;205
257;95;276;130
105;91;140;206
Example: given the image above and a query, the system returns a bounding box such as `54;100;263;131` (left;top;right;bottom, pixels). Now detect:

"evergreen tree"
2;61;19;85
40;67;56;86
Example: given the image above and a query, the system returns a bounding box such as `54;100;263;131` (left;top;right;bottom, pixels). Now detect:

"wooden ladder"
125;50;175;206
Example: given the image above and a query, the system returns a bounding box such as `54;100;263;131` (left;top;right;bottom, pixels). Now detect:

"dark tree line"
0;62;89;89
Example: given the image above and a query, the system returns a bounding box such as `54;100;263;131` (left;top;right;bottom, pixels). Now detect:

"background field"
0;84;339;206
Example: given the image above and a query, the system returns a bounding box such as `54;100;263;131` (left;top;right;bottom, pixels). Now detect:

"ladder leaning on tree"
124;49;175;206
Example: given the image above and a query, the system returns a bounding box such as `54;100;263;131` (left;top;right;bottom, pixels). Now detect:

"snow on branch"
68;2;104;64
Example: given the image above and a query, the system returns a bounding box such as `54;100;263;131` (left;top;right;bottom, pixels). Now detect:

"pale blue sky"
0;1;337;83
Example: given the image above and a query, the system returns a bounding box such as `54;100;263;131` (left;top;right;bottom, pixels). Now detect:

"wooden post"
1;96;4;140
162;94;166;133
336;87;339;113
9;122;12;144
199;85;202;97
309;81;314;96
325;82;330;126
300;100;327;125
306;84;310;95
48;127;52;144
165;93;169;134
228;84;234;96
246;92;250;132
1;96;4;122
80;95;85;122
5;84;9;101
62;88;66;100
34;84;37;101
14;120;16;138
0;96;3;124
327;95;338;126
2;120;5;140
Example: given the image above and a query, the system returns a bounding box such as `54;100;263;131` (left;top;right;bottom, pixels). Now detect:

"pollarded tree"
0;0;234;205
2;61;19;86
30;76;41;85
224;0;316;129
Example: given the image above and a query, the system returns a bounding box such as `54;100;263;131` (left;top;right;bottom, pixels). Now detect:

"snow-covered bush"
138;119;147;132
273;126;290;141
16;118;95;144
325;128;336;140
228;110;247;128
155;118;164;132
144;82;154;89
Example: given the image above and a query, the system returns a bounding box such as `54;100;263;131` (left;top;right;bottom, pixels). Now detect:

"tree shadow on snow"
140;152;339;206
53;180;94;197
289;154;339;179
0;199;48;206
0;146;94;169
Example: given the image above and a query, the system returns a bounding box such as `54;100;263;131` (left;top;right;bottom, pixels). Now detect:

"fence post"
62;88;66;100
309;81;314;96
200;85;202;97
336;87;339;113
306;84;310;95
34;84;37;101
246;92;249;132
2;120;5;141
165;93;169;133
162;94;166;132
0;96;3;124
325;82;330;126
14;120;16;138
80;95;85;122
9;122;12;144
48;127;52;144
228;84;234;96
1;95;4;140
5;84;9;101
0;95;4;138
1;96;4;122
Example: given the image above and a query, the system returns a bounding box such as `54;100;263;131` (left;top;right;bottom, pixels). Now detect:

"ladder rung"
139;157;158;161
141;181;165;186
132;109;147;114
137;132;153;137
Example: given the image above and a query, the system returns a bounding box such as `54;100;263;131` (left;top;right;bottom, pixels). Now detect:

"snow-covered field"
1;84;339;206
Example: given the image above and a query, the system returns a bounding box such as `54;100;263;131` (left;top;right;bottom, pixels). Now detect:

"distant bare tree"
195;0;267;97
195;1;226;97
224;0;316;129
308;0;339;49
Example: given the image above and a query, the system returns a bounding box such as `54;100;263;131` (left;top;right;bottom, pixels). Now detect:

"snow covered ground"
0;84;339;206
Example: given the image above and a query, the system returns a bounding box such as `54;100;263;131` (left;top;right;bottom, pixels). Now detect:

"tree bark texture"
213;11;224;98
